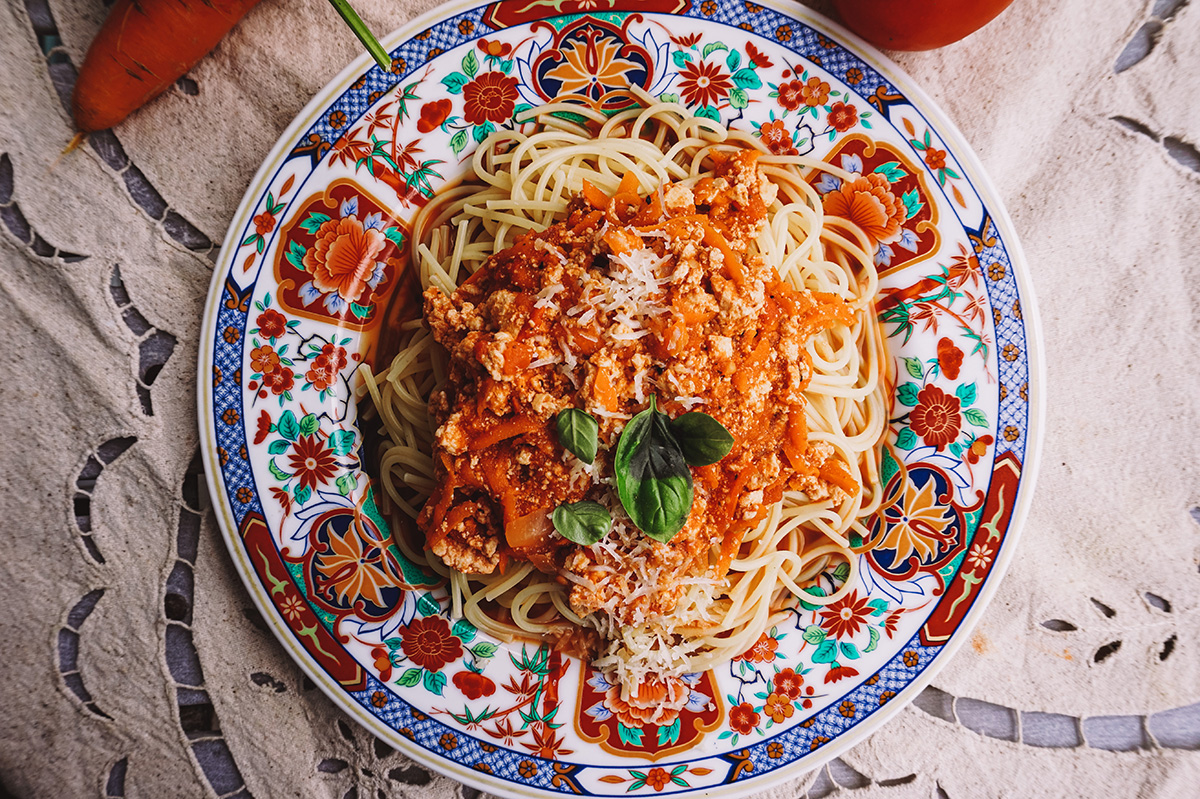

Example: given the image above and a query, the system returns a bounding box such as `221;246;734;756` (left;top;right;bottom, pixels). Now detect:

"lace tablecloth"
3;0;1199;796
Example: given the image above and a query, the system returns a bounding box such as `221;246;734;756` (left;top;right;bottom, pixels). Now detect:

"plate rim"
196;1;1045;795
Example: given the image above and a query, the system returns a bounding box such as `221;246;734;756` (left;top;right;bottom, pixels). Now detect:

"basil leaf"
615;396;694;541
552;501;612;545
555;408;599;464
670;412;734;466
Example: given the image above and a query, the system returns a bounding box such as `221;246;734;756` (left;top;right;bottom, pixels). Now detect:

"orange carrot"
72;0;262;132
581;179;610;210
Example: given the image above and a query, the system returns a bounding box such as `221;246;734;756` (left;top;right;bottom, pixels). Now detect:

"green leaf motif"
267;440;289;455
470;641;498;659
956;382;977;406
670;412;734;466
865;625;881;653
397;668;422;687
553;502;611;545
294;484;312;505
617;723;644;747
473;121;496;144
384;637;403;651
286;240;306;271
840;641;861;660
615;397;694;542
695;105;721;122
350;302;372;319
832;561;851;581
729;87;749;109
659;92;681;105
423;669;447;696
867;598;888;616
462;49;479;78
299;413;319;436
872;161;905;182
949;441;964;457
895;427;918;450
441;71;469;94
902;188;924;219
328;429;356;456
702;42;728;58
384;227;405;247
499;58;514;74
268;458;290;481
672;50;693;68
902;357;924;380
335;472;357;496
897;382;920;406
731;68;762;90
452;619;477;644
300;212;331;235
277;410;299;441
658;717;682;746
880;447;899;486
802;625;827;645
416;592;440;617
555;408;599;463
964;408;989;428
725;49;740;71
812;639;838;664
799;585;826;611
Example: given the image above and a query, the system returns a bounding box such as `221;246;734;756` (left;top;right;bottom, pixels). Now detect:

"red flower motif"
371;646;393;682
736;631;779;663
254;410;272;445
925;147;948;171
966;434;994;465
827;101;858;132
417;99;453;134
463;72;519;126
775;79;805;110
672;32;703;47
882;609;903;638
678;59;733;109
936;337;964;379
399;615;463;672
824;664;859;684
818;590;872;639
453;670;496;699
253;212;276;236
260;366;294;395
644;768;671;791
286;434;337;491
256;309;287;339
772;668;804;700
758;119;798;156
910;384;962;451
728;701;760;735
477;39;512;58
746;41;773;68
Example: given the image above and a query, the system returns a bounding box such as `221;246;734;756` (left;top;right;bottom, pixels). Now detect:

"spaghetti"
361;98;890;691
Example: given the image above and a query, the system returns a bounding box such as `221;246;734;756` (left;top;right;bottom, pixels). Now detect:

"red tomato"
832;0;1014;51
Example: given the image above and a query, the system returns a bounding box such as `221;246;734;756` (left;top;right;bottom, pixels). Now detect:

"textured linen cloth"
2;0;1199;797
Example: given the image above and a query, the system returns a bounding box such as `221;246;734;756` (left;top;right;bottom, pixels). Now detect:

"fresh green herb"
614;396;694;542
670;412;734;466
555;408;599;463
552;501;612;545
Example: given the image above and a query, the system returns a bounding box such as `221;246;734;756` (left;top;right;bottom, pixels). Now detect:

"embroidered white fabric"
1;0;1198;796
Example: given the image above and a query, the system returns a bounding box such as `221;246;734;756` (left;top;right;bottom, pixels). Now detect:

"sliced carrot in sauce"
603;226;642;256
593;366;617;412
470;415;545;450
819;458;860;495
581;179;609;209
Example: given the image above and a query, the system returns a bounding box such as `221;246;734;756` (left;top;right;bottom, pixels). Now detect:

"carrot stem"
326;0;391;71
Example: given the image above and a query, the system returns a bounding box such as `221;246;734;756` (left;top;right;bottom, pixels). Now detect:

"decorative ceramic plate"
199;1;1042;795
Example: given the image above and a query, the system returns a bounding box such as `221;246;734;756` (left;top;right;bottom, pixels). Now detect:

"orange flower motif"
462;72;519;125
477;38;513;58
644;768;671;791
827;101;858;132
879;475;956;562
250;345;280;375
736;631;779;663
603;674;691;728
910;384;962;450
936;336;964;379
253;212;276;235
400;615;464;672
417;99;452;133
799;76;830;107
822;172;908;245
925;147;947;170
544;33;639;101
758;118;797;156
965;434;994;464
302;216;388;306
764;692;795;723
